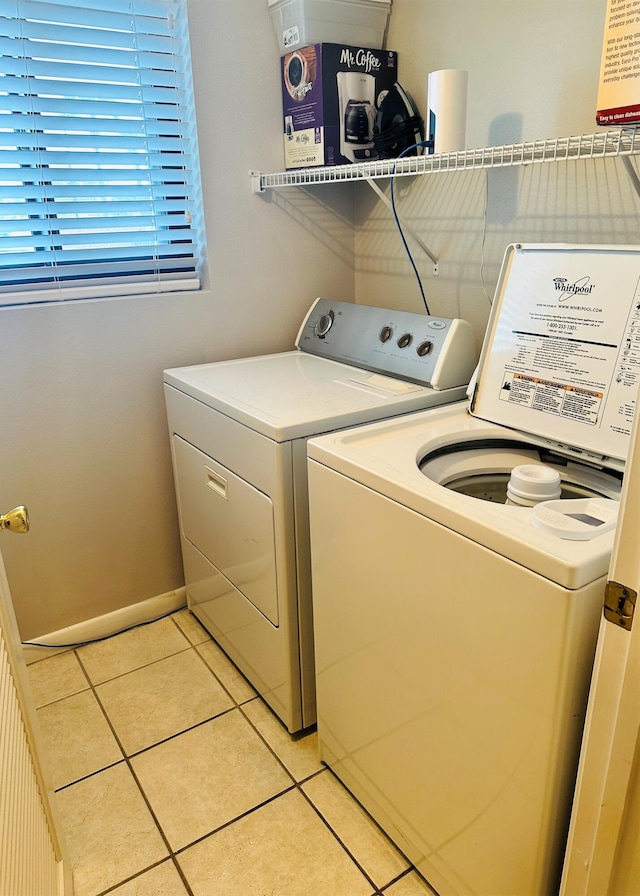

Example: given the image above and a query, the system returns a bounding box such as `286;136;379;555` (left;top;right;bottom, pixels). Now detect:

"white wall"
4;0;640;641
0;0;355;641
356;0;640;350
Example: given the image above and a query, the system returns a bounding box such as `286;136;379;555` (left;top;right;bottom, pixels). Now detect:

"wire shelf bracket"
365;177;439;275
251;127;640;275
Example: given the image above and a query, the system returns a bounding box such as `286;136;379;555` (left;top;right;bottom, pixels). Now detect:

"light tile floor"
28;609;437;896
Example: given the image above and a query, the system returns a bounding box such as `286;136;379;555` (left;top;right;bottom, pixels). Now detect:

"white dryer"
307;245;640;895
163;299;476;733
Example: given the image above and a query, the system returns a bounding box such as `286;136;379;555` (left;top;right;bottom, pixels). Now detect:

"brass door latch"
604;581;636;632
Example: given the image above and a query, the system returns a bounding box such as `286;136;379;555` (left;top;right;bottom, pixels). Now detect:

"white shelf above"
251;126;640;193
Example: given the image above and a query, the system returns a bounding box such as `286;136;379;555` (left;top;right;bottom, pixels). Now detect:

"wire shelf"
251;126;640;193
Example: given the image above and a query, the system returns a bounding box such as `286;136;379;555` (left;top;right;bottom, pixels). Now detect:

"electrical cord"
390;140;432;314
373;115;425;158
479;168;493;307
21;607;183;650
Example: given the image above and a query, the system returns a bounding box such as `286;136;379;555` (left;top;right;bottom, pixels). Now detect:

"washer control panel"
295;298;477;390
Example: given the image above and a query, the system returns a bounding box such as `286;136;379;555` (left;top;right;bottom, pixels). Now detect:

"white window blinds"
0;0;204;306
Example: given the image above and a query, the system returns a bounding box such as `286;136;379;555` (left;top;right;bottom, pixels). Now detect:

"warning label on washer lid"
474;246;640;462
499;374;604;426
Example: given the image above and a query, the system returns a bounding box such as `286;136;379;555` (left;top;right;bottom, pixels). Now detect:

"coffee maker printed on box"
337;70;376;161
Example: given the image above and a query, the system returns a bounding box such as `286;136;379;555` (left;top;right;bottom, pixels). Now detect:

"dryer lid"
469;243;640;469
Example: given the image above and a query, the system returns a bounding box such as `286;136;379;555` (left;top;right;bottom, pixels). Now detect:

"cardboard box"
281;43;398;169
596;0;640;125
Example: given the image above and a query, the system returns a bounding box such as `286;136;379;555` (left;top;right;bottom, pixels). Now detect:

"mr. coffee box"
280;43;397;169
597;0;640;125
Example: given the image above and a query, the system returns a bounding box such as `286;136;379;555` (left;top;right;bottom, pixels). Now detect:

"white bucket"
268;0;392;55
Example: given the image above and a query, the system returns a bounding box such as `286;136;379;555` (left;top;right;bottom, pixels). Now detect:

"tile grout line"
70;630;315;893
171;782;299;856
234;700;386;894
42;612;429;895
167;616;421;894
295;778;384;895
79;624;382;893
91;857;192;896
72;646;197;896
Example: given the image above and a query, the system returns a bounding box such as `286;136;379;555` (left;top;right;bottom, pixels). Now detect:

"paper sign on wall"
597;0;640;125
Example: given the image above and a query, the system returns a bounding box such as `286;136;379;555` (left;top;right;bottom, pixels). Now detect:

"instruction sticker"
474;246;640;461
499;374;604;425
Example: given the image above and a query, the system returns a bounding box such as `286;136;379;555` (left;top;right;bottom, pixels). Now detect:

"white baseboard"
23;588;188;663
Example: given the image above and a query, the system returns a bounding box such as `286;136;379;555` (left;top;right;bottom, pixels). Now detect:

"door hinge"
604;581;637;632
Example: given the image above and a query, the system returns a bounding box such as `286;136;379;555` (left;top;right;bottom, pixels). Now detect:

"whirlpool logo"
553;276;595;301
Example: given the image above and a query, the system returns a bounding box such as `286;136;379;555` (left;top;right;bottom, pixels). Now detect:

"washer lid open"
469;243;640;469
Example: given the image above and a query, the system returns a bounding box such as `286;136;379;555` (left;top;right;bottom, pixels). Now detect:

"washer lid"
470;243;640;468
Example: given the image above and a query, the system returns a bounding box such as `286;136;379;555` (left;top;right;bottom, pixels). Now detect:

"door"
561;407;640;894
0;507;72;895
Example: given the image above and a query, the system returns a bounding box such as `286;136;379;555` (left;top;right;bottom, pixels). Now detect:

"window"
0;0;204;306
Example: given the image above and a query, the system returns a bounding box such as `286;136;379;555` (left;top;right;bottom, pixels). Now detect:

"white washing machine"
163;299;476;733
307;245;640;895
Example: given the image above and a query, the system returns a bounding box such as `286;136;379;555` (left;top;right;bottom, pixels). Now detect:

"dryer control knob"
316;310;334;338
417;340;433;357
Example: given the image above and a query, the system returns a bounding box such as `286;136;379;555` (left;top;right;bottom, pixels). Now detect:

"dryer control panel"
295;298;477;390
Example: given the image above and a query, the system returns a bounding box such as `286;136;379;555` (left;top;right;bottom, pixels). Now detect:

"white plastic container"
268;0;391;55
